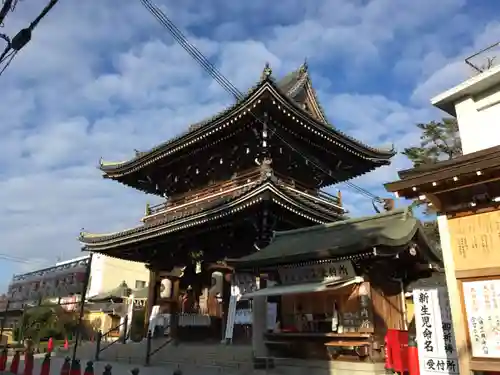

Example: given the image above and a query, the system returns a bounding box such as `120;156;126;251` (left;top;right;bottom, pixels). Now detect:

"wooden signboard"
462;279;500;359
448;211;500;272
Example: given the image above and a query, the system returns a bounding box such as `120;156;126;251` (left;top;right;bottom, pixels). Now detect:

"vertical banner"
224;295;238;341
413;287;459;375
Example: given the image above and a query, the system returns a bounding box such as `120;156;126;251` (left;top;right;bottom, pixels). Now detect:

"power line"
0;0;14;26
0;0;60;78
0;253;48;265
139;0;386;206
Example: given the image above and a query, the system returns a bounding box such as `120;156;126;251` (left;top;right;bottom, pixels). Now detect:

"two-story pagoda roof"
79;165;346;260
80;63;396;267
99;62;395;195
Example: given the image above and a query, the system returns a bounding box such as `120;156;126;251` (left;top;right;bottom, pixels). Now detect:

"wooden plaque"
448;211;500;272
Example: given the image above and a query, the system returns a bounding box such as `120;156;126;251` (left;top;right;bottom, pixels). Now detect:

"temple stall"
146;265;236;342
228;210;443;366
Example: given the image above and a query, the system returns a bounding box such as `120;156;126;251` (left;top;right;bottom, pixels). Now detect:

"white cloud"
0;0;494;289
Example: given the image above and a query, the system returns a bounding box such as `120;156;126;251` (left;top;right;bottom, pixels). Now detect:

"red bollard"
40;353;51;375
47;338;54;353
384;332;393;373
64;339;69;351
102;364;112;375
70;359;81;375
23;350;34;375
10;350;20;374
60;357;70;375
0;347;7;371
83;361;94;375
407;336;420;375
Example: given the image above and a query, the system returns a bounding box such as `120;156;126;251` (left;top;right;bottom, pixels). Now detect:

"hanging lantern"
159;278;172;299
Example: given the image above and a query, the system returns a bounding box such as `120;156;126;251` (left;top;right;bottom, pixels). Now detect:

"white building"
429;53;500;375
432;63;500;154
83;254;149;298
6;253;149;304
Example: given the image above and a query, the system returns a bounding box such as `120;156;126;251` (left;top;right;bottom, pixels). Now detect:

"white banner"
413;287;459;375
462;279;500;359
225;296;237;340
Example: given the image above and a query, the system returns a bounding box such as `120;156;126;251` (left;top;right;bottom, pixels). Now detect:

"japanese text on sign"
278;260;355;285
463;279;500;359
414;287;459;375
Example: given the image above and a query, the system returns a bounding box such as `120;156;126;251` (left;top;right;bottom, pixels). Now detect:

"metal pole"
71;253;93;363
0;297;11;346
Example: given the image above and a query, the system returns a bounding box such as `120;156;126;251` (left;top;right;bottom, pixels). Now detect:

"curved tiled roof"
230;209;441;268
79;178;346;251
99;63;395;176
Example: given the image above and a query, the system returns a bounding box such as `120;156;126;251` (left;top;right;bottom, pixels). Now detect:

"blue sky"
0;0;499;291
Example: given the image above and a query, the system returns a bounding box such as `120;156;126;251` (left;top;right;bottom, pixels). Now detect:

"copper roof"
230;209;441;268
80;177;346;253
99;63;395;177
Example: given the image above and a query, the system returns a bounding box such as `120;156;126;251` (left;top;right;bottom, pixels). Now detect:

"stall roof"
230;209;441;268
241;276;364;299
88;281;131;302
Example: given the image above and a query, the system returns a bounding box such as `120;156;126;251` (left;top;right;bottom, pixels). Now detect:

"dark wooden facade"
230;210;442;362
79;63;394;340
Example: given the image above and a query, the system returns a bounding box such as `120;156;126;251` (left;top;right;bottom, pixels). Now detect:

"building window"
135;280;146;289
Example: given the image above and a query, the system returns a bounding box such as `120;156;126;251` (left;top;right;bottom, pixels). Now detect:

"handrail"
95;316;128;361
274;172;341;205
147;167;262;215
146;168;341;218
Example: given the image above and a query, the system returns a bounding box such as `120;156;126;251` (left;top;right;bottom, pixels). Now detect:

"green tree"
402;118;462;165
18;304;79;342
402;118;462;246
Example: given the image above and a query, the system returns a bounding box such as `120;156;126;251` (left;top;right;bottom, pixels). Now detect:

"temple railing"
274;172;342;207
144;168;343;220
146;168;263;217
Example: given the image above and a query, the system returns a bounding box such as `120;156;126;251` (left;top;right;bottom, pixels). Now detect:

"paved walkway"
1;355;258;375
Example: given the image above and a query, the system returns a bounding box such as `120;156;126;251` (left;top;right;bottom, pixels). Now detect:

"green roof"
231;209;440;268
88;281;131;302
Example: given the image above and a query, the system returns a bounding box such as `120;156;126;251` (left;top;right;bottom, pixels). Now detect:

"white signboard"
462;279;500;359
414;287;459;375
234;308;252;325
225;295;238;340
278;260;355;285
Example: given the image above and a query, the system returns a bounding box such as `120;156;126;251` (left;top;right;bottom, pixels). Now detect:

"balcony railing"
146;168;263;217
465;41;500;74
144;168;343;220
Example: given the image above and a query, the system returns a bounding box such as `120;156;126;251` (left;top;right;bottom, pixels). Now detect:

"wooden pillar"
437;215;471;375
252;296;269;368
170;277;180;344
144;268;157;334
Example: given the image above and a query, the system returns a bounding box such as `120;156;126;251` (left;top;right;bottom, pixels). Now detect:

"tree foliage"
17;304;79;342
401;118;463;247
402;118;462;166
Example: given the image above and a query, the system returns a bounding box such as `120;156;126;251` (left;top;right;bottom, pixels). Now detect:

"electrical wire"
0;253;48;265
0;0;14;26
140;1;386;207
0;0;60;78
0;49;17;77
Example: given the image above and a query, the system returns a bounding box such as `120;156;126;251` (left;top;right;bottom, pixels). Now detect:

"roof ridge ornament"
261;62;272;80
300;58;308;73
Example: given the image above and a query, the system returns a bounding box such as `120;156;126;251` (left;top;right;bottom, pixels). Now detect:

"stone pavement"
1;355;388;375
1;355;256;375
